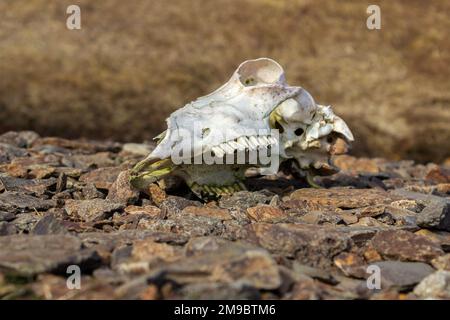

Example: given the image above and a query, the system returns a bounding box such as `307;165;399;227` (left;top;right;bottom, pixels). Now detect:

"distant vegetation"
0;0;449;163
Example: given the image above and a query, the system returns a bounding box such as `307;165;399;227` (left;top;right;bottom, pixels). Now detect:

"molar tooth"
203;185;213;194
237;137;250;148
212;147;225;158
223;186;233;194
228;141;243;151
261;136;271;145
248;136;259;149
238;181;247;190
257;137;268;146
220;143;234;154
267;136;278;144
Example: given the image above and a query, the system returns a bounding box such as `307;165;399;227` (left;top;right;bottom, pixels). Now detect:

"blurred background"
0;0;449;163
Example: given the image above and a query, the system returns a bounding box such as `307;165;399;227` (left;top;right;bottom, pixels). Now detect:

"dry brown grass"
0;0;449;162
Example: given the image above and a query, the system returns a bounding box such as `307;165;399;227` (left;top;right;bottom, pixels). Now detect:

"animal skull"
130;58;354;198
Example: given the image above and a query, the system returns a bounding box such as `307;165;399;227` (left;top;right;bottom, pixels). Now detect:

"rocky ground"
0;131;449;300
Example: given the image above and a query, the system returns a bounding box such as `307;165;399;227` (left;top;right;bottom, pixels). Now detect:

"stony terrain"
0;131;449;300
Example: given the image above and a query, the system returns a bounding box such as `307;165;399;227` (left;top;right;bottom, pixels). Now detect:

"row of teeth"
191;182;247;196
210;135;278;158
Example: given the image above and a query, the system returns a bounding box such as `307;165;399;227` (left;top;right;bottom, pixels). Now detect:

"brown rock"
30;274;116;300
0;191;56;213
148;183;167;206
244;223;352;268
183;206;232;221
333;155;381;174
371;230;444;262
0;131;39;148
79;167;123;190
131;240;182;262
287;277;351;300
431;254;450;271
32;213;68;235
155;241;282;290
334;252;367;278
159;196;201;216
298;210;343;225
246;205;284;222
290;187;395;211
125;205;162;218
106;170;139;205
352;217;389;227
340;212;359;225
425;165;450;184
0;143;28;165
65;199;124;222
0;235;101;276
31;137;119;154
82;183;105;200
67;152;116;169
29;166;55;179
139;285;159;300
413;270;450;299
0;174;57;196
414;229;450;248
363;244;383;263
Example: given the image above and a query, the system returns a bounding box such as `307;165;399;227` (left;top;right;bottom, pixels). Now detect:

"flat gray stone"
390;189;450;231
0;191;56;213
372;261;434;290
0;235;101;276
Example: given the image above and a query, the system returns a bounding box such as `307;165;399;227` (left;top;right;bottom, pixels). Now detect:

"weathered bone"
130;58;354;199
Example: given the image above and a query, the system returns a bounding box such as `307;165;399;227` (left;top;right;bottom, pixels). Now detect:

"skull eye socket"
294;128;304;136
327;135;334;143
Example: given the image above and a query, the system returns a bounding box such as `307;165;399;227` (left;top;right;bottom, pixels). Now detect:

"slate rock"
431;254;450;271
106;170;140;205
79;167;123;190
32;213;68;235
243;223;352;268
371;261;434;290
0;131;40;148
0;191;56;213
138;215;225;237
159;196;201;216
12;213;40;233
0;235;101;276
122;143;153;156
150;240;282;290
371;230;444;262
170;283;260;300
390;189;450;231
333;252;367;278
0;221;16;236
218;191;273;210
413;270;450;299
289;187;396;211
0;174;57;195
0;211;15;222
0;143;29;164
246;205;285;223
417;198;450;231
65;199;124;222
182;206;232;221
